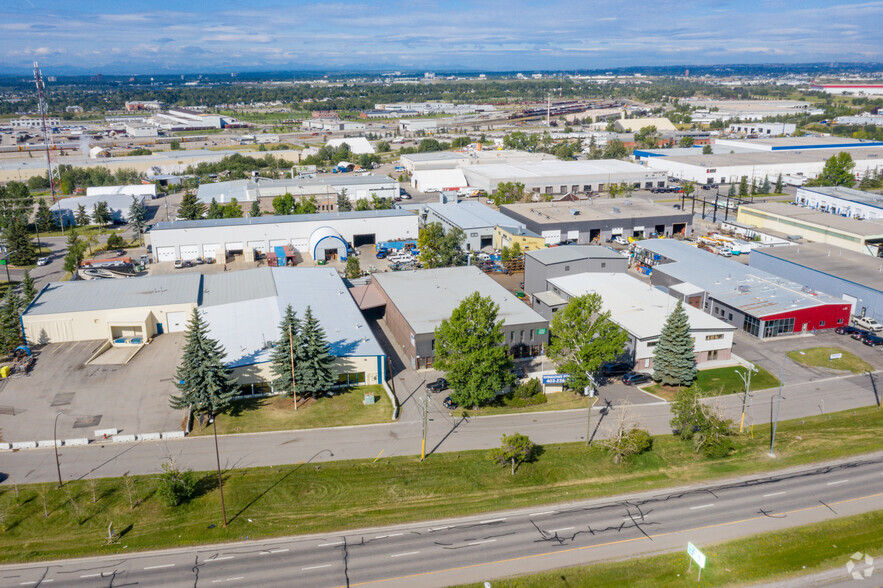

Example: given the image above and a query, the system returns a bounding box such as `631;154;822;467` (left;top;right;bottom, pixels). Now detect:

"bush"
105;234;125;249
502;393;547;408
156;461;197;507
515;378;541;399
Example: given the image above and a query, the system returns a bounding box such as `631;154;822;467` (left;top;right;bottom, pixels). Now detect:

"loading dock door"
248;241;267;254
203;244;219;260
225;242;244;253
156;247;175;262
353;234;376;248
180;245;199;261
166;312;187;333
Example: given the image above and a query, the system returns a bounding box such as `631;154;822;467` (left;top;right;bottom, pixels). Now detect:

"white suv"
853;316;883;332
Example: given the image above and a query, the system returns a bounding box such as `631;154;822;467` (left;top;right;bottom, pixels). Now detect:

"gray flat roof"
533;290;567;307
526;245;622;265
151;208;414;231
373;266;547;335
462;159;655;181
424;201;524;230
27;273;202;316
740;202;883;238
659;147;883;168
502;198;686;224
752;244;883;293
799;186;883;210
635;239;846;318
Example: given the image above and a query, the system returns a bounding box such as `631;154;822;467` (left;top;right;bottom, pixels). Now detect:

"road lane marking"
429;526;450;532
763;492;786;497
530;511;556;516
80;574;102;578
264;548;289;554
337;491;883;588
689;504;715;510
468;539;497;546
827;480;849;486
479;518;506;524
302;564;332;570
205;556;234;562
548;527;574;533
144;564;175;570
318;542;344;547
211;578;244;584
390;551;419;558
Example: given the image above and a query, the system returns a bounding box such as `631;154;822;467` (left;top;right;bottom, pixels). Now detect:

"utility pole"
53;411;63;488
420;389;429;461
289;323;297;411
737;367;755;433
211;415;227;526
712;192;719;224
769;359;786;457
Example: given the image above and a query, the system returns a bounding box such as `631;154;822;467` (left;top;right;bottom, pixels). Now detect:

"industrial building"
727;122;796;136
462;160;668;196
196;175;398;207
367;266;549;369
533;273;735;370
86;184;157;199
493;225;545;253
500;199;692;245
51;193;147;226
795;185;883;220
613;117;677;132
633;240;852;339
523;245;627;296
750;243;883;323
148;209;418;263
736;202;883;256
399;150;554;172
21;268;385;390
410;169;468;193
324;137;375;155
422;201;531;251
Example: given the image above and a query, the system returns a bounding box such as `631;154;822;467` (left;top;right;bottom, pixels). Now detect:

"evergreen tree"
345;255;361;279
206;198;223;219
738;176;749;197
35;200;56;233
63;228;86;273
92;201;112;226
297;306;336;396
651;300;697;387
169;308;237;416
75;204;90;227
760;175;771;194
177;191;205;220
128;196;147;245
0;182;34;231
727;183;736;197
4;217;36;266
21;270;37;306
774;173;784;194
249;200;262;217
269;305;303;398
0;287;22;355
337;189;352;212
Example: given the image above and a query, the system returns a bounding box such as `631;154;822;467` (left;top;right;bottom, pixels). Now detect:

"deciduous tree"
489;433;535;475
418;222;465;268
806;152;856;187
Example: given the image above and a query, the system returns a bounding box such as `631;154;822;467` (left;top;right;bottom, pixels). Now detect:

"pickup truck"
853;316;883;332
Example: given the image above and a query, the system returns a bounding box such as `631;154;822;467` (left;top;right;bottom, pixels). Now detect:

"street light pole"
736;367;755;433
53;411;63;488
421;388;428;461
769;358;786;457
210;415;227;526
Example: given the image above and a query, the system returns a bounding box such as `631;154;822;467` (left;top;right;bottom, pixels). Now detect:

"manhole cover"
73;414;102;428
50;392;75;407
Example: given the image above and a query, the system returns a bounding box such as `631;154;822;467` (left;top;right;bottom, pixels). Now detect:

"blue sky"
1;0;881;73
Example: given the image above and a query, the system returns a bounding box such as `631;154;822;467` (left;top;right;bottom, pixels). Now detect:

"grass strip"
455;509;883;587
787;347;874;374
644;365;779;402
0;406;880;564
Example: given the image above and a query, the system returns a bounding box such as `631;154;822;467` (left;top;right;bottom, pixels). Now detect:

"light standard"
769;358;786;457
208;413;227;527
736;366;757;434
53;411;63;488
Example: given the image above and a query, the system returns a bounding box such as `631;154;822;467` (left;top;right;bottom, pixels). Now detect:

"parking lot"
0;334;187;443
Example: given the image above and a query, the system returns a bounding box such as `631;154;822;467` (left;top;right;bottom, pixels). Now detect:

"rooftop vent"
612;207;621;214
569;209;580;216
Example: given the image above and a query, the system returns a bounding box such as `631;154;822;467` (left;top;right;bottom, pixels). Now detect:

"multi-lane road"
2;453;881;587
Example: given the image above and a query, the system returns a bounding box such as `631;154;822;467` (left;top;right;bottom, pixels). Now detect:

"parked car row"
835;325;883;347
650;186;683;194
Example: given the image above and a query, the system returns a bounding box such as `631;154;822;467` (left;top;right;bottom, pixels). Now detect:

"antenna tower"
33;62;63;233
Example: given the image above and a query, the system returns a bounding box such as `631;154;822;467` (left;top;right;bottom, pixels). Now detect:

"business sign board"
687;542;706;569
542;374;570;385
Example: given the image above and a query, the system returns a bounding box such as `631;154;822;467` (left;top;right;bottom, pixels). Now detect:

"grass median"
455;509;883;587
787;347;874;374
643;365;780;402
0;406;880;564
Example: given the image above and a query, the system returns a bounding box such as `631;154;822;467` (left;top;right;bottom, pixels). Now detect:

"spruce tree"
297;306;336;397
268;305;303;398
738;176;749;197
774;173;784;194
652;300;697;387
4;217;36;266
0;287;22;355
35;200;56;233
21;270;36;306
727;183;736;197
169;308;237;416
206;198;223;220
178;191;205;220
92;201;112;227
75;204;90;227
761;175;771;194
249;200;262;217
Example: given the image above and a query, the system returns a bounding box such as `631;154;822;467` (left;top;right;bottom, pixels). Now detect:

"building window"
728;313;733;321
743;315;760;337
708;350;719;361
819;321;826;327
762;317;795;339
601;262;606;268
706;334;724;340
337;372;366;386
647;341;657;347
520;330;525;343
837;318;844;324
564;265;570;271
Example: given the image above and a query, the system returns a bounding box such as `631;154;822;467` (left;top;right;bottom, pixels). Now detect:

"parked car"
376;248;389;259
853;316;883;333
851;329;872;342
174;259;184;269
139;255;149;265
426;378;448;393
194;257;204;265
600;361;632;377
613;236;628;246
835;325;860;336
442;396;457;410
146;244;152;254
36;256;50;266
622;372;652;386
863;334;883;347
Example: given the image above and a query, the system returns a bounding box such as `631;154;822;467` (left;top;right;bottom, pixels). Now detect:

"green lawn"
644;365;780;401
189;386;392;435
36;225;120;238
454;509;883;588
451;391;595;417
0;406;880;564
788;347;874;374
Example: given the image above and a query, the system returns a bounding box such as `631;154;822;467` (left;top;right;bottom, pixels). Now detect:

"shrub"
156;461;197;507
515;378;541;399
105;234;125;249
502;393;547;408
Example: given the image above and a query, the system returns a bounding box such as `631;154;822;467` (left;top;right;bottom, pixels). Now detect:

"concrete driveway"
0;334;187;444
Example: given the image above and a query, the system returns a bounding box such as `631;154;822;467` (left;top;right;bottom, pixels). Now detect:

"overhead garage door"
180;245;199;261
166;312;187;333
291;238;309;252
156;247;176;262
269;239;287;248
248;240;267;254
203;244;219;260
353;233;375;247
225;242;244;252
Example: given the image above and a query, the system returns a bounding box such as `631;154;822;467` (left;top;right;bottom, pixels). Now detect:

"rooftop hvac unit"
738;285;750;293
612;207;620;214
569;209;579;216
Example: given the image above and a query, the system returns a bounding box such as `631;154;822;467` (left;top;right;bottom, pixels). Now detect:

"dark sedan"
836;325;861;336
442;396;457;410
863;334;883;347
622;372;653;386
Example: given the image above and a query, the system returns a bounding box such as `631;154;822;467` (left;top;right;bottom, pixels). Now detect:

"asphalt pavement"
1;453;881;588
